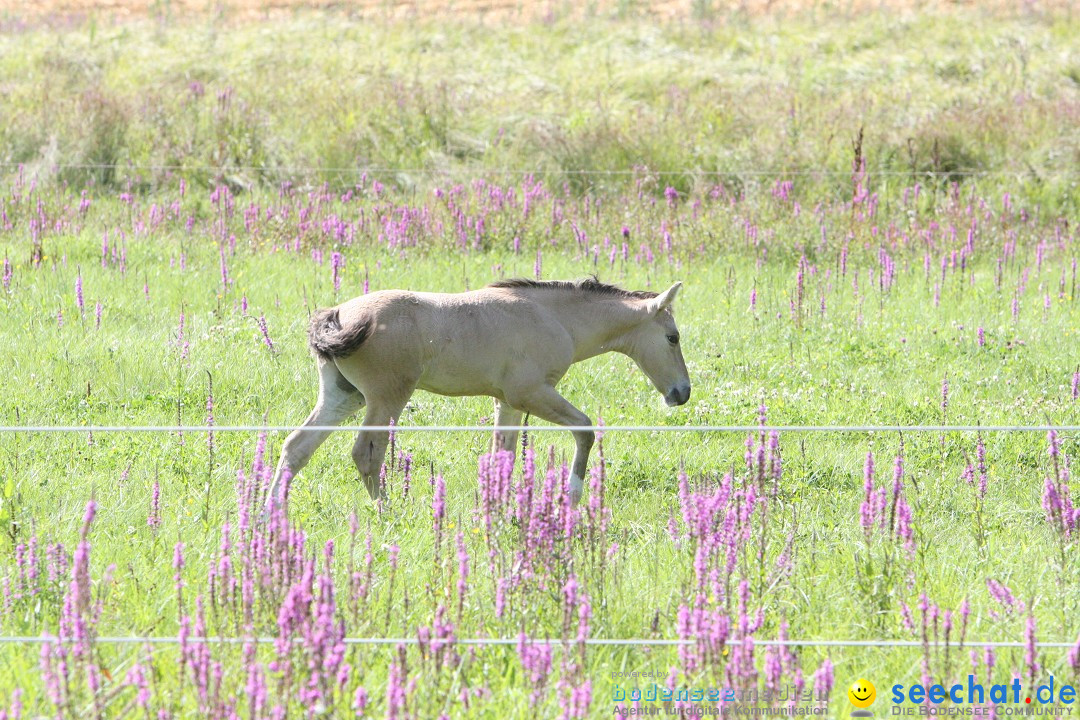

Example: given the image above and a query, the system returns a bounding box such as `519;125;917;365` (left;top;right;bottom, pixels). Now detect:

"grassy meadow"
2;5;1080;719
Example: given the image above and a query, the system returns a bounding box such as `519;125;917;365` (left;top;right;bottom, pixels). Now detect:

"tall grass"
0;9;1077;208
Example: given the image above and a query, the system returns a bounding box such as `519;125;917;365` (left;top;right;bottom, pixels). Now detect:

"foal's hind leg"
507;385;593;507
266;359;364;514
350;390;414;501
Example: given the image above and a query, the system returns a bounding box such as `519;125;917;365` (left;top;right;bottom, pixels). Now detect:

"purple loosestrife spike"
534;249;542;279
26;536;38;596
386;645;408;720
353;686;368;717
978;327;985;347
495;577;507;619
258;313;274;351
75;268;84;317
1042;475;1063;528
174;542;185;607
891;452;914;553
401;452;413;497
986;578;1024;615
14;544;25;600
860;451;876;535
813;658;834;705
665;186;678;208
331;251;344;292
1025;614;1039;684
94;301;102;329
219;246;230;289
898;604;915;630
206;391;215;455
432;474;446;523
2;255;12;291
148;482;161;530
976;436;988;499
966;465;978;490
6;688;21;719
456;532;469;620
576;592;591;646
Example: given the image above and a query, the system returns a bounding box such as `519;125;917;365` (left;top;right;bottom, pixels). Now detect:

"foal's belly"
415;346;504;398
415;369;501;399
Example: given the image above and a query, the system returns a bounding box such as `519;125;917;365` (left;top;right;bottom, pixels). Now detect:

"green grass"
2;177;1079;716
1;7;1080;719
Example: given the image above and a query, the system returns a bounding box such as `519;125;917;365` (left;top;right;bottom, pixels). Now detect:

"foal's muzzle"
665;383;692;407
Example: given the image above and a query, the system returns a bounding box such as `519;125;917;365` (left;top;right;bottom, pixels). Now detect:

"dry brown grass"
0;0;1070;23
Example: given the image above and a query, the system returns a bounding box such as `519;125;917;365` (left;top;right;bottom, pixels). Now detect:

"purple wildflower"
148;482;161;530
258;313;274;351
75;268;84;317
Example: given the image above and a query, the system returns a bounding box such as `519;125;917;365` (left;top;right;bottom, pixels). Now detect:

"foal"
267;277;690;511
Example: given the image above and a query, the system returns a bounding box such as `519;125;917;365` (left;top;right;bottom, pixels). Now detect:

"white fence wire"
0;424;1076;433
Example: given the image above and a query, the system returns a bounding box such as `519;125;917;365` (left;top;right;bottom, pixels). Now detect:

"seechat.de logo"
891;675;1078;710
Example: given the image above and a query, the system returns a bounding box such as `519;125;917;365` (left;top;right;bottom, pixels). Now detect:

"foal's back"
333;287;573;398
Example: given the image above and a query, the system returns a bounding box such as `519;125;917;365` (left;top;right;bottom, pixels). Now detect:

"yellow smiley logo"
848;678;876;708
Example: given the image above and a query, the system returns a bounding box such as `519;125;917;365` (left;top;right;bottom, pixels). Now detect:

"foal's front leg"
510;385;593;506
492;399;523;457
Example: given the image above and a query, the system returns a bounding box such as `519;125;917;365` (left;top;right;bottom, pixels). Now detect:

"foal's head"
625;282;691;407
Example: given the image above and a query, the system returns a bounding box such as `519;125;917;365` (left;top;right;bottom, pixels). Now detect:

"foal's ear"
646;282;682;315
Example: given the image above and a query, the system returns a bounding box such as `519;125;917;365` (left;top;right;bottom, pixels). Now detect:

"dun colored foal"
267;277;691;512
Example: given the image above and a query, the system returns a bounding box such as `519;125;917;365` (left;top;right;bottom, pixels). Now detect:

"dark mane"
488;276;658;300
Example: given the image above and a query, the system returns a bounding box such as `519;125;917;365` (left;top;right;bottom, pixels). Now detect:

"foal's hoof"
568;475;583;507
259;503;276;524
362;479;385;503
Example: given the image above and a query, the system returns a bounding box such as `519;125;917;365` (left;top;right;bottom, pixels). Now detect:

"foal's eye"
667;334;680;345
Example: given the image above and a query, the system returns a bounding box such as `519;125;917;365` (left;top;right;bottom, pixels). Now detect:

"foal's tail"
308;308;371;360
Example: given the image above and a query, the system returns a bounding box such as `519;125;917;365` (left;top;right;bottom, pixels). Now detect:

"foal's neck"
554;296;645;362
